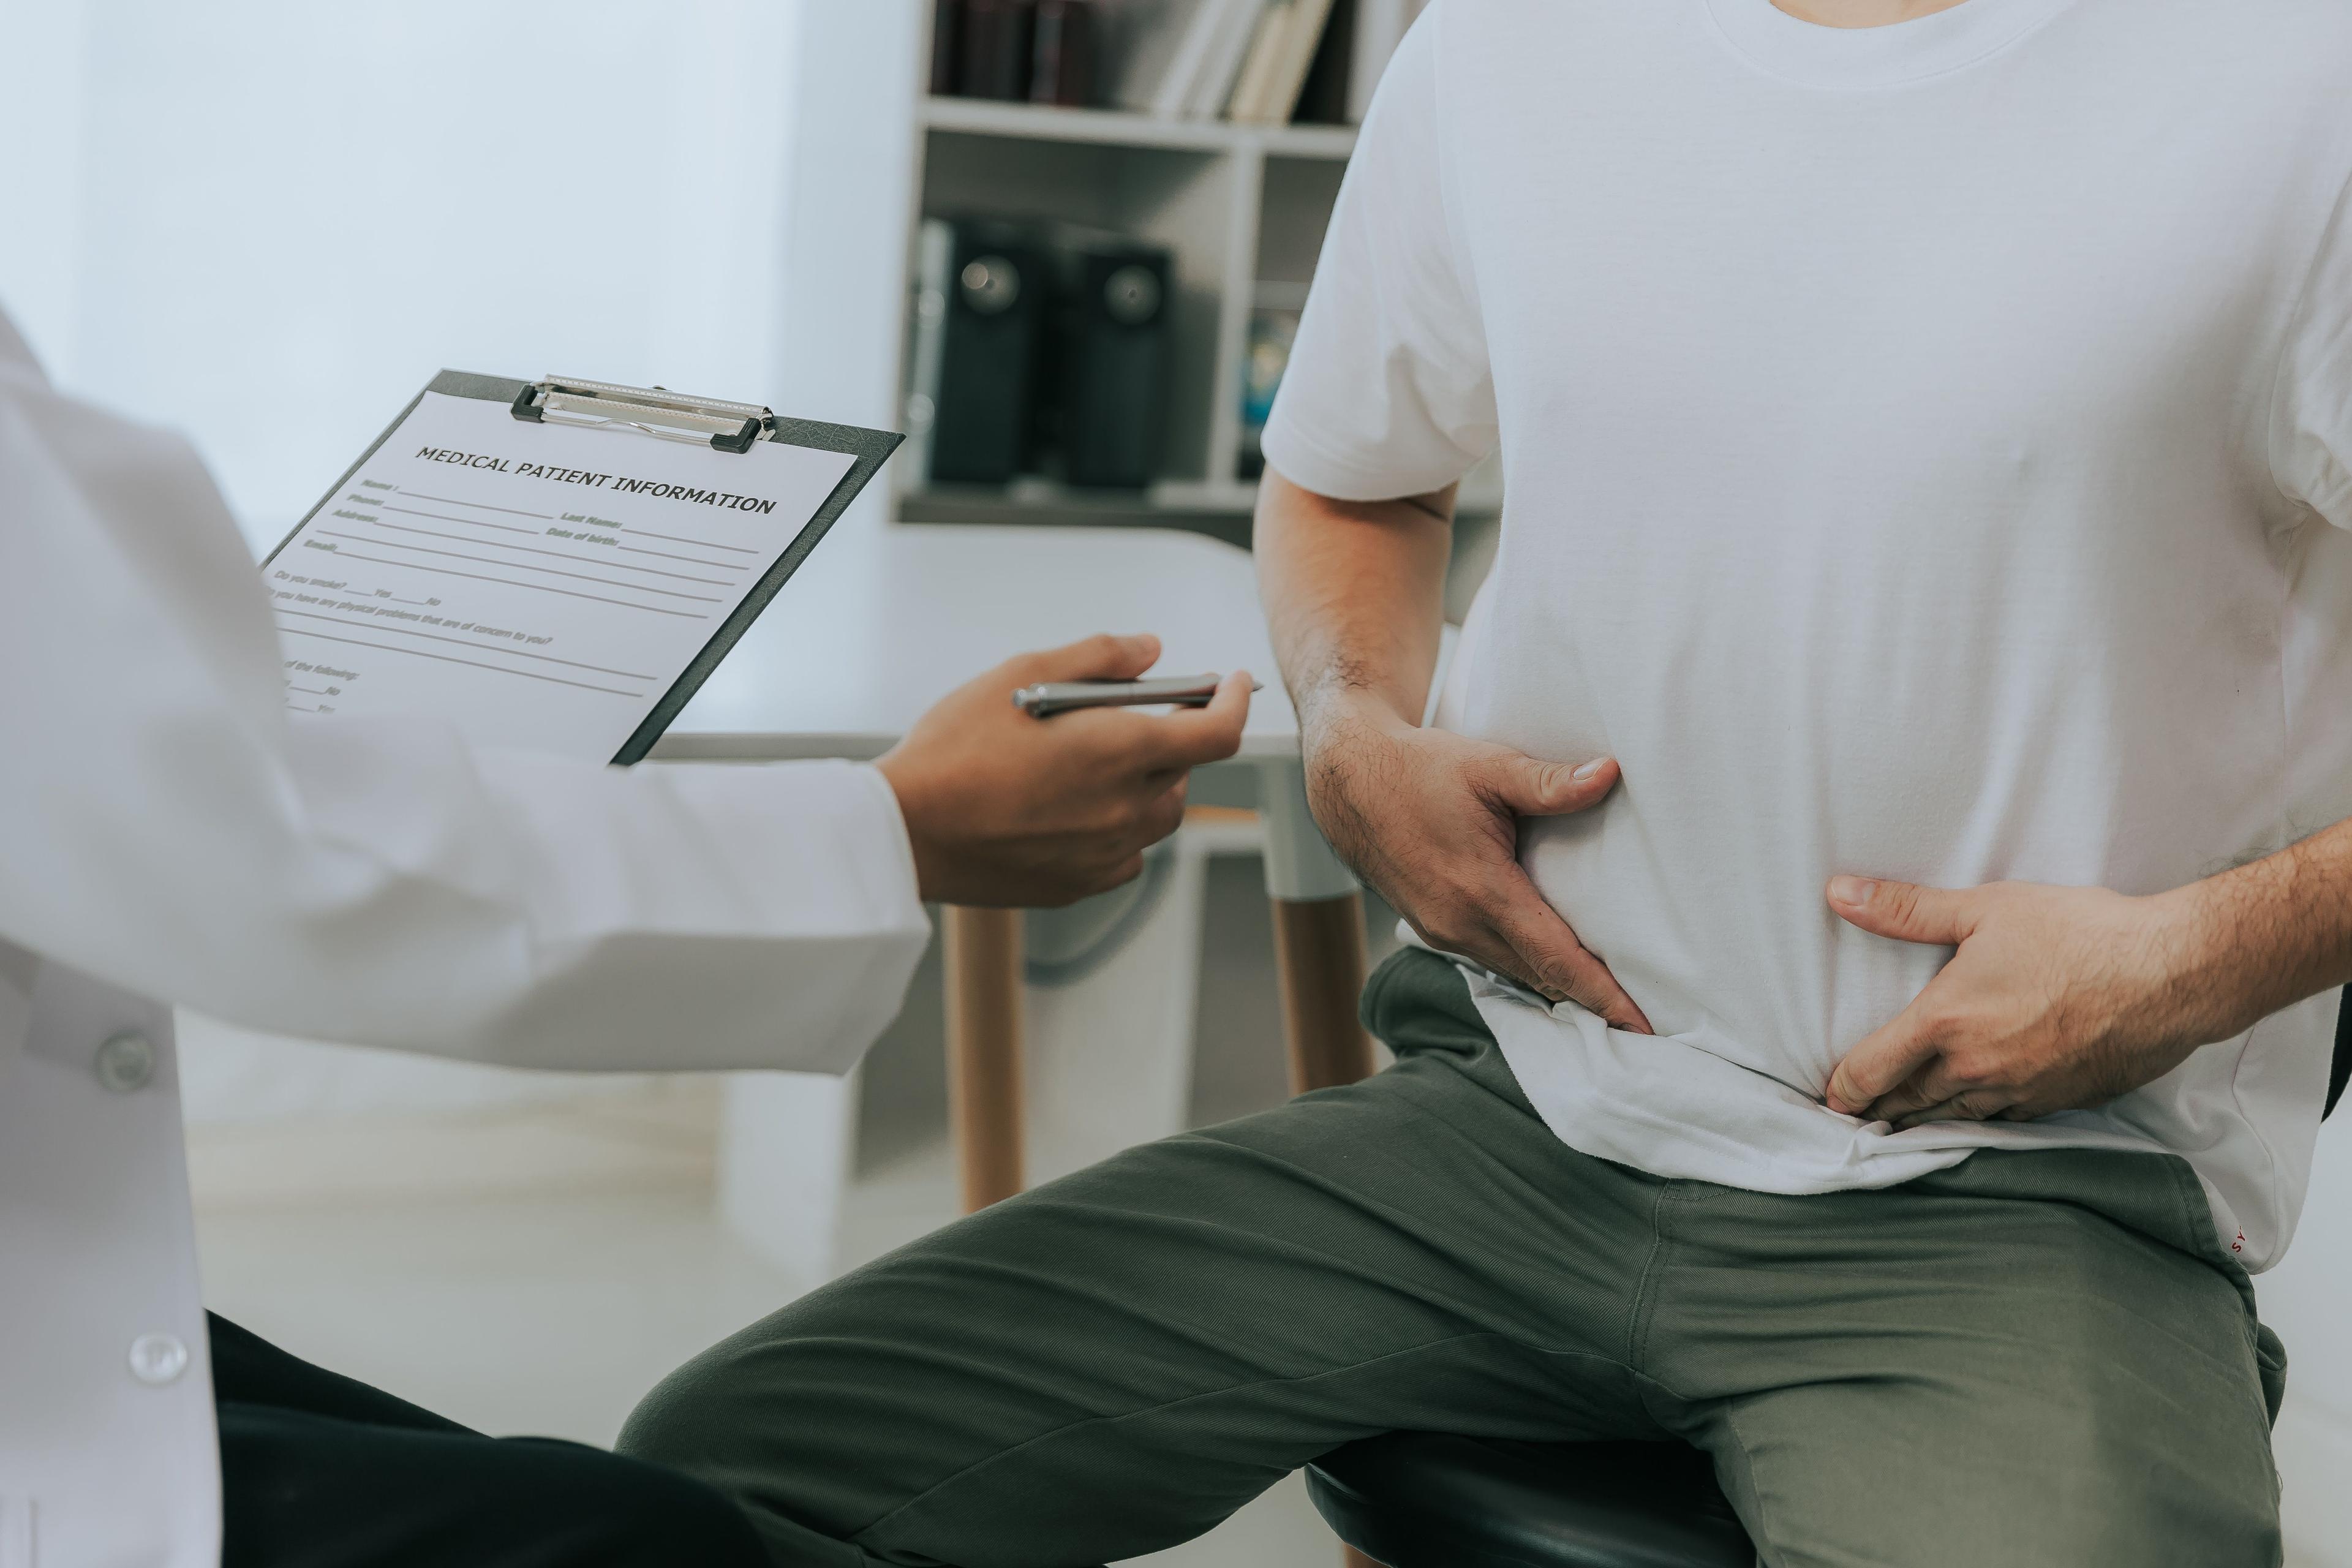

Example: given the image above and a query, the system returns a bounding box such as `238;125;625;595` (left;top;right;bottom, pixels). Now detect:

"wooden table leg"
1271;894;1374;1094
1258;756;1376;1097
944;904;1025;1213
1292;907;1381;1568
1256;758;1385;1568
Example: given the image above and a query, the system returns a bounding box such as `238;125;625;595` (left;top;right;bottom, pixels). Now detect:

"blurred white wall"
0;0;800;550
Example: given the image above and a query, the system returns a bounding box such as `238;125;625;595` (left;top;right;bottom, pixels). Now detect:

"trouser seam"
1624;1182;1676;1378
845;1332;1651;1548
1713;1401;1784;1568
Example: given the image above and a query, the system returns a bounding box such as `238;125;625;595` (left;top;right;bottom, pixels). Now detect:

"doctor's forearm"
1254;467;1454;742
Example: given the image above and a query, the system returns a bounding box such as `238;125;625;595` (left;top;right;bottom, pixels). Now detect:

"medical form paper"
264;390;861;760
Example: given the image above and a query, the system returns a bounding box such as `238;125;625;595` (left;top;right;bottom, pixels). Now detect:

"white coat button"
128;1333;188;1385
94;1031;156;1093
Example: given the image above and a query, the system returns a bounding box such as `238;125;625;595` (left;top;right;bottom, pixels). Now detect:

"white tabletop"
654;522;1300;763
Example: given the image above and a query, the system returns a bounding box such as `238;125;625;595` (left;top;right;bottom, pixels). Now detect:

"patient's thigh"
619;1049;1664;1568
1652;1158;2282;1568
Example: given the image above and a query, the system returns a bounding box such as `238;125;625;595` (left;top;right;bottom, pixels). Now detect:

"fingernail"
1829;875;1874;907
1572;758;1607;781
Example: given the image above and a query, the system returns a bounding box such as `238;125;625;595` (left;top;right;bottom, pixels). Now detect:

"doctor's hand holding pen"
876;634;1253;908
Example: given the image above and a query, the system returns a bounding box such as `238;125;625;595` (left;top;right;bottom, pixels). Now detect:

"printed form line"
314;532;725;603
273;608;659;681
385;492;760;557
377;502;537;535
363;519;736;586
395;489;554;519
617;543;747;569
278;626;647;697
311;548;708;619
624;526;761;555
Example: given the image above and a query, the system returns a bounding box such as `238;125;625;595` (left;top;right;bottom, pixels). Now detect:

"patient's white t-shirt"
1263;0;2352;1270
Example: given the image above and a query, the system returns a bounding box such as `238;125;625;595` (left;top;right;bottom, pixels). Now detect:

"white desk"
656;522;1373;1232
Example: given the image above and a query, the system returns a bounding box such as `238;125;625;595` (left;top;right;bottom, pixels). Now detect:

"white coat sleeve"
0;320;930;1073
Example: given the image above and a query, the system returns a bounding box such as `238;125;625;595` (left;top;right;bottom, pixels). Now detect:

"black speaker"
925;221;1048;486
1052;240;1172;489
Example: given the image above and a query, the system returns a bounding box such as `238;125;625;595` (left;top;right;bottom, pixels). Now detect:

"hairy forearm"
1248;467;1649;1024
2164;813;2352;1039
1254;467;1455;741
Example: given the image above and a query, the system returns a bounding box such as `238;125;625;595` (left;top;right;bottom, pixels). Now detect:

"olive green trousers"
622;948;2286;1568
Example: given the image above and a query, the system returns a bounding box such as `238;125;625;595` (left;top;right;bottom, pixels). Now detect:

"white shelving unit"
902;73;1360;524
775;4;1491;544
921;94;1360;160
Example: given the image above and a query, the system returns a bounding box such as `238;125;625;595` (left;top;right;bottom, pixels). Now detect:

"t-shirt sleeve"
1260;7;1498;502
2274;178;2352;531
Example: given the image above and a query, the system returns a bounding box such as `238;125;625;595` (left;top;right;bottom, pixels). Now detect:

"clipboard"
265;371;902;765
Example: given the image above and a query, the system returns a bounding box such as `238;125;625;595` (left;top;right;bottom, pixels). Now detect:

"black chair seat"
1305;1433;1755;1568
2329;985;2350;1120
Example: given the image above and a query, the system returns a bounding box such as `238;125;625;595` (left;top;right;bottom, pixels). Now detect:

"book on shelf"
1031;0;1099;107
932;0;1102;107
1223;2;1289;124
1107;0;1257;119
1226;0;1336;125
1104;0;1189;114
1291;0;1355;126
958;0;1038;101
1093;0;1420;126
1274;0;1343;120
1185;0;1270;118
930;0;962;95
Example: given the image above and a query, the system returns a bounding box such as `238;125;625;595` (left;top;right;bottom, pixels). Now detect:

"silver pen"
1012;673;1260;719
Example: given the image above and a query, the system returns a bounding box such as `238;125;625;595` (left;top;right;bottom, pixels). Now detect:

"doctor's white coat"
0;311;932;1564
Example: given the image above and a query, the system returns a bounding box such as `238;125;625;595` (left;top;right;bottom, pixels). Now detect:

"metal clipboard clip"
510;375;777;454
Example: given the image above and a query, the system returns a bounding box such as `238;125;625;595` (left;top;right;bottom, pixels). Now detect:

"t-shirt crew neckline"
1703;0;2081;88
